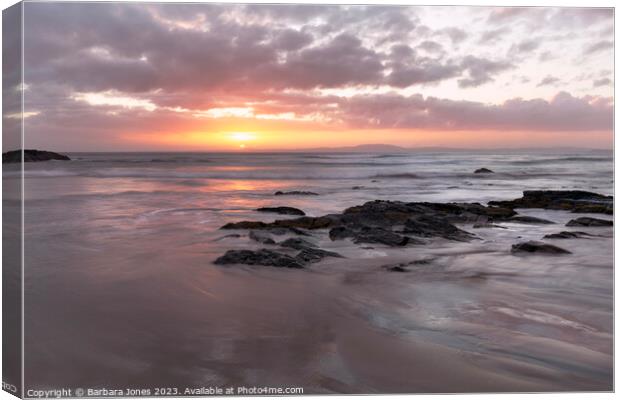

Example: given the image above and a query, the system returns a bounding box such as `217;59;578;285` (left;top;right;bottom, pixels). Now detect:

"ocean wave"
373;173;420;179
508;156;613;165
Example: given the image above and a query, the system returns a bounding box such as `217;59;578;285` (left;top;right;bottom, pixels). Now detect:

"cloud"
537;75;560;87
593;78;612;87
438;27;467;44
458;56;513;88
18;2;614;151
584;40;613;55
272;29;313;51
340;92;612;132
478;27;510;44
511;39;540;54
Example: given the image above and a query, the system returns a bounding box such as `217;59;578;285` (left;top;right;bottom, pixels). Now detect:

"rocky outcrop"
511;241;571;255
215;193;613;268
403;215;476;241
329;225;415;246
3;149;71;163
489;190;613;215
474;168;494;173
566;217;613;227
221;215;338;231
543;231;593;239
214;249;304;268
256;206;305;216
274;191;318;196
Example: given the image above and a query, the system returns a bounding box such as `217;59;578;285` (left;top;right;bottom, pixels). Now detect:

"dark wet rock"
214;249;304;268
3;149;71;163
274;216;339;230
221;221;271;230
212;233;242;241
221;215;338;231
543;231;593;239
352;186;365;190
329;225;415;247
474;168;494;173
386;265;409;272
489;190;613;215
473;223;507;229
256;206;305;216
296;247;343;264
511;241;571;255
382;258;435;272
265;227;311;236
249;230;276;245
506;215;555;224
279;237;317;250
566;217;613;227
403;215;476;242
274;191;318;196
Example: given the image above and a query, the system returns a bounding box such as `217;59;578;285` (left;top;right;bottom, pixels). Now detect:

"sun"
229;132;256;142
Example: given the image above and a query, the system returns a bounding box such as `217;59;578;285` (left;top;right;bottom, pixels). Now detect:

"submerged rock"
214;249;304;268
3;149;71;163
489;190;613;215
248;230;276;245
474;168;494;173
543;231;593;239
566;217;613;227
212;233;242;241
511;241;571;255
404;215;476;241
473;223;507;229
221;216;338;231
274;191;318;196
256;206;305;216
296;247;343;264
279;237;317;250
329;225;414;247
506;215;555;224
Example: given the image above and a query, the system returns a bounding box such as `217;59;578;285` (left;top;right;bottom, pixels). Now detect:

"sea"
3;150;613;393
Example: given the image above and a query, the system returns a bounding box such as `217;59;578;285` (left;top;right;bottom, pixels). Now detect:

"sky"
5;2;615;151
